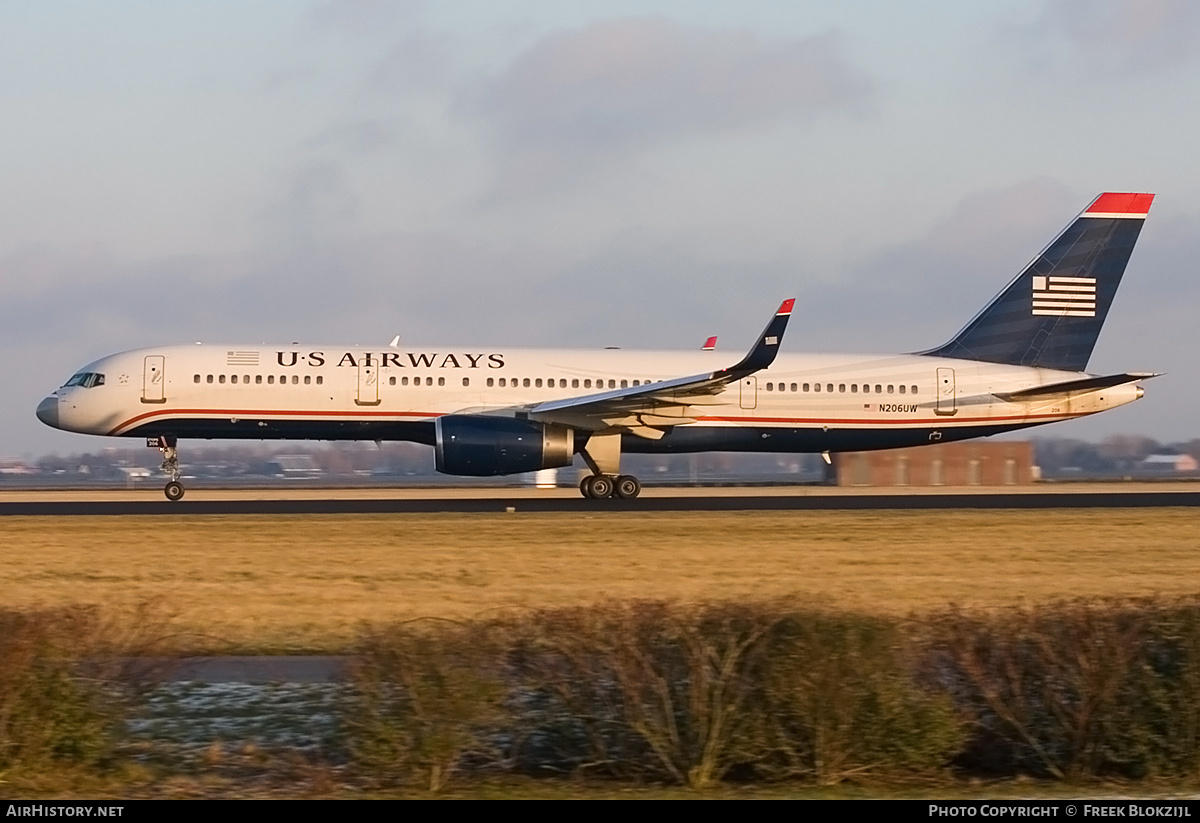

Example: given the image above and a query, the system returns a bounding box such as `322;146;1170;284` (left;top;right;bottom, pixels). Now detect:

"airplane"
36;191;1156;501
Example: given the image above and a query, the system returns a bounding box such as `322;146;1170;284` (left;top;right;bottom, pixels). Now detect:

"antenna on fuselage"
388;335;401;348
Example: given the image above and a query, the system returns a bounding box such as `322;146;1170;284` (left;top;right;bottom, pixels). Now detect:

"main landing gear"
576;433;641;499
579;474;642;500
155;436;184;501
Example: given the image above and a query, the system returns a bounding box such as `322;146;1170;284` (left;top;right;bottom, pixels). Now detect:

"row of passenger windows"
192;373;917;395
195;374;324;385
765;382;918;395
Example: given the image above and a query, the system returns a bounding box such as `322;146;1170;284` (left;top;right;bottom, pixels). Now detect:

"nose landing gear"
152;436;184;501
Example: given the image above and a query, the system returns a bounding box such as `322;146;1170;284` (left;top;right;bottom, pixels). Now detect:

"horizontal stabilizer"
996;372;1159;400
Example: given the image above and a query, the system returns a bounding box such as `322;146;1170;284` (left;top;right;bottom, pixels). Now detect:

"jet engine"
434;415;575;476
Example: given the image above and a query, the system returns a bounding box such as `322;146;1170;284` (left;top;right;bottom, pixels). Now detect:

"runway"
2;485;1199;515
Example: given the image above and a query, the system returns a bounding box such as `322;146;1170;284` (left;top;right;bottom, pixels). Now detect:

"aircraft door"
356;362;380;406
740;376;757;410
142;355;166;404
935;367;957;416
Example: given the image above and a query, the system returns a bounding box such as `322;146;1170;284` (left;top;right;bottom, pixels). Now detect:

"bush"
0;604;161;772
926;598;1200;780
346;620;509;791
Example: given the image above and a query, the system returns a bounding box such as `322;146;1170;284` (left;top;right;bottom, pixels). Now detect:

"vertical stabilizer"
923;192;1153;371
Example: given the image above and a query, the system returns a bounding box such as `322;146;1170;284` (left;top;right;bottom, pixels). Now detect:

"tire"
614;475;641;499
164;481;185;502
586;475;614;499
579;477;594;499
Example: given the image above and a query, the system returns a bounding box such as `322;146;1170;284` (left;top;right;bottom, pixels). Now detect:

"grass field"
2;509;1199;652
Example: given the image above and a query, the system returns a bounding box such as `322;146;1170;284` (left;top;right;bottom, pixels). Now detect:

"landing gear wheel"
582;474;614;499
614;475;641;499
164;481;185;502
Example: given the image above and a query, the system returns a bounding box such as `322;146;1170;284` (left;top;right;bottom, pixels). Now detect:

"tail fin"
923;192;1153;371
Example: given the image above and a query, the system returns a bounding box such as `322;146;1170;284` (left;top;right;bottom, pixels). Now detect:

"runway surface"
3;486;1199;514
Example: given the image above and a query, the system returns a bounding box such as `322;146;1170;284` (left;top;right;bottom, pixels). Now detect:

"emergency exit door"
740;376;757;410
935;367;957;416
142;355;165;404
356;362;380;406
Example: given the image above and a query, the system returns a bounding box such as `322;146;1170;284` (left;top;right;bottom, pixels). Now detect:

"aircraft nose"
36;394;59;428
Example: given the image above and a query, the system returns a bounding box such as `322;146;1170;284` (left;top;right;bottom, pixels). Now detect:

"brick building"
833;441;1034;487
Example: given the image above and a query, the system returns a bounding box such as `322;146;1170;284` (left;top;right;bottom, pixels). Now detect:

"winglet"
716;298;795;379
702;336;717;351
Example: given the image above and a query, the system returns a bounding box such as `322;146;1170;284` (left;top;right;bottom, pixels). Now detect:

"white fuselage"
40;343;1142;455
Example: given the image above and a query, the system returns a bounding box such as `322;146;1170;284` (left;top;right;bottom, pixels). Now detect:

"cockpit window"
62;372;105;388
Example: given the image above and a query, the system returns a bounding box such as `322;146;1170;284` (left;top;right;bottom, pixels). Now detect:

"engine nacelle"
434;415;575;477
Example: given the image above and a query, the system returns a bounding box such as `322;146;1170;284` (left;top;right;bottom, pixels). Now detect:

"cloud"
1021;0;1200;74
465;17;871;196
369;34;456;93
310;0;415;35
804;180;1081;352
259;161;360;246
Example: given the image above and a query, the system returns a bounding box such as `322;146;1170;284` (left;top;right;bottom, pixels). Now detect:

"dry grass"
1;509;1198;652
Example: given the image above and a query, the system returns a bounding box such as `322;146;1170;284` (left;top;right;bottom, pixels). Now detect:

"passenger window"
304;376;311;385
790;383;797;392
887;385;894;394
280;375;286;384
267;375;273;384
813;383;821;392
572;379;580;388
584;379;592;388
523;378;530;388
231;375;238;384
632;380;640;387
497;378;505;387
803;383;810;392
620;379;628;389
839;384;846;393
402;377;409;386
194;375;200;383
462;377;469;387
911;385;918;394
438;377;445;386
487;378;494;387
292;375;299;385
256;375;263;384
766;383;773;391
219;375;226;384
851;384;857;393
316;376;323;385
535;378;543;388
827;384;833;393
426;377;433;386
875;384;882;393
899;385;906;394
207;375;214;384
244;375;250;383
608;379;616;389
389;377;396;386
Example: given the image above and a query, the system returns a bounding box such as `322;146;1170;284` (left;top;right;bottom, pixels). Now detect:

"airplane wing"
457;300;794;440
523;299;794;439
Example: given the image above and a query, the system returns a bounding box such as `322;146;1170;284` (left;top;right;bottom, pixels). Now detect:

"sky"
3;0;1199;457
